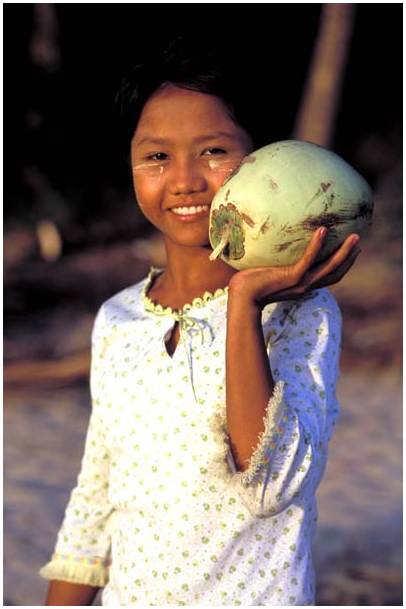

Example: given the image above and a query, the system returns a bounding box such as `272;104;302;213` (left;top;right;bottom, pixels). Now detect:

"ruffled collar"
142;266;229;318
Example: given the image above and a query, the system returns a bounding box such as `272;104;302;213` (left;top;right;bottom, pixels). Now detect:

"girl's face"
131;84;253;248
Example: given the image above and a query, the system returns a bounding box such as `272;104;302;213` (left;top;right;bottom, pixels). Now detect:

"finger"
307;234;360;279
336;233;360;256
294;244;360;291
326;233;360;265
294;227;328;278
310;245;361;286
260;243;361;304
311;247;361;289
265;251;360;303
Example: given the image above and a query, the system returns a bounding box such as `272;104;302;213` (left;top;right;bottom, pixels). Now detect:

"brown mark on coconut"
323;192;336;212
305;181;334;209
225;189;231;201
302;212;348;230
251;216;272;241
260;216;272;234
278;222;292;234
302;201;373;232
269;178;279;190
240;212;256;228
275;238;303;252
355;201;373;219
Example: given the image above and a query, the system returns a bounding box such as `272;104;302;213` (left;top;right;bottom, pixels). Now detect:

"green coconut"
209;140;373;270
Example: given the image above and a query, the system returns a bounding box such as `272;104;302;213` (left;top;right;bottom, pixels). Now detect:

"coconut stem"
209;225;231;261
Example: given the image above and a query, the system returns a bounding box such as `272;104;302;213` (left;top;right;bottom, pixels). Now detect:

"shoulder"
92;273;151;338
288;289;342;345
290;288;341;323
265;288;341;323
263;288;342;345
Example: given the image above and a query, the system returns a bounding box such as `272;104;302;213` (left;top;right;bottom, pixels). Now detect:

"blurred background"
3;3;402;606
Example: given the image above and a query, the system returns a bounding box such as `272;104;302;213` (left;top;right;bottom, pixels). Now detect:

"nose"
168;156;207;196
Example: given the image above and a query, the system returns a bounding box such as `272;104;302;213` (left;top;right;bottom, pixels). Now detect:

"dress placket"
142;267;227;402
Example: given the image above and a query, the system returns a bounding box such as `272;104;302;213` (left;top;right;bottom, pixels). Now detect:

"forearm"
45;580;99;606
226;294;275;471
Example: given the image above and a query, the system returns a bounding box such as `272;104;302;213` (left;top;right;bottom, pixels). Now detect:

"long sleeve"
40;306;114;586
224;289;341;517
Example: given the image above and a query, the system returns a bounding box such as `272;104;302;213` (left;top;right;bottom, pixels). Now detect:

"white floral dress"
40;266;342;606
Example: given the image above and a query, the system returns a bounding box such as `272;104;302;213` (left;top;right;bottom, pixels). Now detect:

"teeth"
172;205;209;215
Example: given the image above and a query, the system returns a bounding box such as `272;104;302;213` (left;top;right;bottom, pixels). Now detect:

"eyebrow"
134;132;238;147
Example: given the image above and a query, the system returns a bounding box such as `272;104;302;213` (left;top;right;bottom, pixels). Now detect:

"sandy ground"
4;365;401;606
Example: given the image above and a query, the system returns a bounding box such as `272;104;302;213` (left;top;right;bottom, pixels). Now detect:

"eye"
203;147;227;156
146;152;168;161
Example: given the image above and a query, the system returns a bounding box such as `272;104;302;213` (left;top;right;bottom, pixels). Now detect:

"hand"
228;227;361;310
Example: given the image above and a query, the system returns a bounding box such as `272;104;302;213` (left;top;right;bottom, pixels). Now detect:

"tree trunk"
293;3;355;147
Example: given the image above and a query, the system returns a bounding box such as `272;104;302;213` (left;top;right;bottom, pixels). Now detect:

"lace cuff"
209;380;288;484
39;553;109;587
237;381;288;485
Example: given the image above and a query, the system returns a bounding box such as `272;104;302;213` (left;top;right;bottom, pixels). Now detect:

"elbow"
260;442;324;517
233;440;319;518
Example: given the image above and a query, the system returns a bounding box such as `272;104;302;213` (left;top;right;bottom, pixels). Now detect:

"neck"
161;239;237;296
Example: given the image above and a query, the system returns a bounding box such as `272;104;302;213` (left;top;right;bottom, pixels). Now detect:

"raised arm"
225;228;359;469
225;299;275;470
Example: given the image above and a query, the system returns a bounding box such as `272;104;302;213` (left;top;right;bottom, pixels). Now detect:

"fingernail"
319;227;327;238
351;235;360;246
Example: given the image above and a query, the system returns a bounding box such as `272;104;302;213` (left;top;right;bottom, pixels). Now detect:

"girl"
40;40;361;606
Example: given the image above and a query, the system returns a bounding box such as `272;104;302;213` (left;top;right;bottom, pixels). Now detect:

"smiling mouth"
170;204;210;217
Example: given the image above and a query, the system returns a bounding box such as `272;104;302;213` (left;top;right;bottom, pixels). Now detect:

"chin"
167;223;210;246
167;233;211;249
179;238;211;249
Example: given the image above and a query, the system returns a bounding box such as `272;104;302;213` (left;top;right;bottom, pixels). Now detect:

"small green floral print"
42;272;341;606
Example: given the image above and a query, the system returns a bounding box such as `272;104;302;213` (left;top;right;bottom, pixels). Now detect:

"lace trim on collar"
141;266;229;318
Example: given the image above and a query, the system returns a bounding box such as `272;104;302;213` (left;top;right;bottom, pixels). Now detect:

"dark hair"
114;35;270;164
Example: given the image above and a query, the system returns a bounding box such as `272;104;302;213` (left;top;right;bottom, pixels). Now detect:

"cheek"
133;162;166;179
132;169;165;213
205;156;244;192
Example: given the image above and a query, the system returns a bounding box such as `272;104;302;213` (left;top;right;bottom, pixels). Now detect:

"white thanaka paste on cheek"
207;158;240;174
133;163;165;178
208;159;221;171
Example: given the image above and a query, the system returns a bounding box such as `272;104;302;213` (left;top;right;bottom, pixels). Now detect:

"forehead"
134;84;237;137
